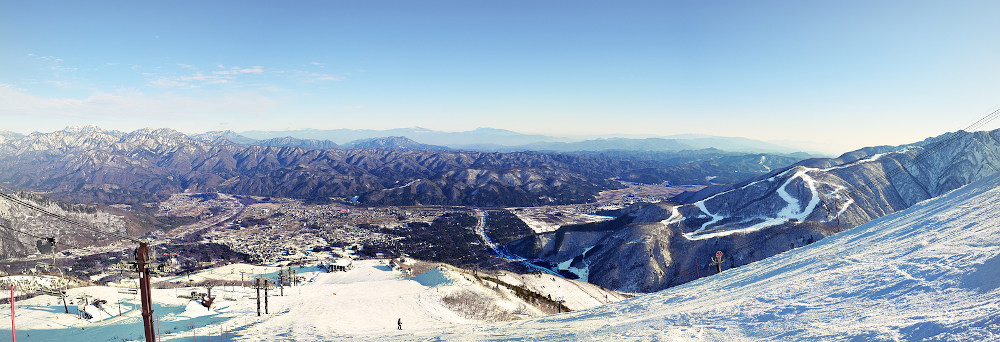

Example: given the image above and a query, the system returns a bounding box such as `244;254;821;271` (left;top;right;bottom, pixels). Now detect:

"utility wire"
863;106;1000;193
0;190;137;243
0;222;89;251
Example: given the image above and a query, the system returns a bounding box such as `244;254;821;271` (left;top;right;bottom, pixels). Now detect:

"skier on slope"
398;318;403;330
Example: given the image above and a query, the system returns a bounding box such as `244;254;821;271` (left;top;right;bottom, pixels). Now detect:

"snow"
820;147;912;172
693;200;724;233
494;270;625;311
686;168;824;240
759;155;771;172
0;259;623;341
660;205;684;225
684;166;825;240
557;246;593;282
177;300;217;318
679;148;916;240
406;172;1000;340
9;156;1000;340
159;263;282;283
410;267;456;287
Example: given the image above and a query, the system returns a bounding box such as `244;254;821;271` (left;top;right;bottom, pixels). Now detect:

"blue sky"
2;0;999;153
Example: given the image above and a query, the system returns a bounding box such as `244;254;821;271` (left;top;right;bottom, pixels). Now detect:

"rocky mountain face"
341;136;449;151
510;129;1000;292
192;131;340;150
257;137;339;150
190;130;260;145
0;127;803;207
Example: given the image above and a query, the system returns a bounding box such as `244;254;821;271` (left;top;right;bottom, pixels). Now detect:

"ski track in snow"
759;155;771;172
684;168;821;240
659;205;684;225
678;147;912;240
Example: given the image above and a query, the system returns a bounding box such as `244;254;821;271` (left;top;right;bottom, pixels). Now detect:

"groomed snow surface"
0;259;620;341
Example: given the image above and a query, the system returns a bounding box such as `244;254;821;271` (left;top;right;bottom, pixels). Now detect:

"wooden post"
136;242;156;342
255;278;261;317
264;280;269;314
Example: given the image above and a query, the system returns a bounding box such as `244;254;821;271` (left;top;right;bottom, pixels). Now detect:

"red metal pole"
695;259;700;278
157;315;160;342
10;285;16;342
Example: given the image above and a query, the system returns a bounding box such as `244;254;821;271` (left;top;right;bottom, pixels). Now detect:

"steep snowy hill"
578;129;1000;292
412;172;1000;341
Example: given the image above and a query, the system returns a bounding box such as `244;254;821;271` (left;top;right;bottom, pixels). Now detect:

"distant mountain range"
240;127;564;148
340;136;449;151
0;126;803;207
232;127;825;155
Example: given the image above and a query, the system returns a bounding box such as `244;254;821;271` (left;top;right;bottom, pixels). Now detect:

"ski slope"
0;259;622;341
409;173;1000;341
681;147;911;240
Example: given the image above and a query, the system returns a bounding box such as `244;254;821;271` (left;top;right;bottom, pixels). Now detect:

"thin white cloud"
26;54;76;72
46;80;73;88
304;72;346;82
213;66;263;76
150;65;264;88
0;83;277;129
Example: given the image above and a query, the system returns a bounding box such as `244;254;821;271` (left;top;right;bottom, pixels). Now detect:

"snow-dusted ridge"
413;169;1000;341
677;147;913;240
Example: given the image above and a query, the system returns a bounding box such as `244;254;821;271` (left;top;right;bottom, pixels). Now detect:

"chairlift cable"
0;190;137;243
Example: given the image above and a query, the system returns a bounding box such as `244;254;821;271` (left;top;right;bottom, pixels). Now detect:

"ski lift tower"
709;251;724;274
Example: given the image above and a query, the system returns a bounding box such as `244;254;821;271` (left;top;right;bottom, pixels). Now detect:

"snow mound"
178;300;217;318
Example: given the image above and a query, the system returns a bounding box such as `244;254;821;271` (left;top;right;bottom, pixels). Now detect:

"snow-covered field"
0;259;620;341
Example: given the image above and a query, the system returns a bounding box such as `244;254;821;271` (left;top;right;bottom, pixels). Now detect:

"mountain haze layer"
236;127;822;155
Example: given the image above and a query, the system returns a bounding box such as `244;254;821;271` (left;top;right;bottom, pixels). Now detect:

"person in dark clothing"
397;318;402;330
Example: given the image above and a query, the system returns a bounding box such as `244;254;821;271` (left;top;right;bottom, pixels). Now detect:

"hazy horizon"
1;122;975;156
3;1;1000;154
